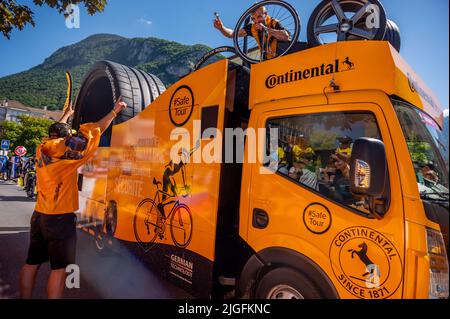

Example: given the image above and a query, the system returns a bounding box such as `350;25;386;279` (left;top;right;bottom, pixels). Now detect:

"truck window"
393;101;449;201
266;112;382;213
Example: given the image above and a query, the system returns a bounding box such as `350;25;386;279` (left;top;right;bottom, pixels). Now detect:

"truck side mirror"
350;138;388;218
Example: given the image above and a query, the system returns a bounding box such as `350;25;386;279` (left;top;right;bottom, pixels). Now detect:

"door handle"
253;208;269;229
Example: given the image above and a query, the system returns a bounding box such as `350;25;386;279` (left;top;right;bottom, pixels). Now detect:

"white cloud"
444;109;449;117
138;18;152;26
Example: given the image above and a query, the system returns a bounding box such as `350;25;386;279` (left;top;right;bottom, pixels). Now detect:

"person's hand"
183;184;192;197
333;152;350;163
213;17;223;30
337;153;351;162
267;28;290;41
424;170;439;183
333;156;350;179
58;100;75;124
256;23;267;31
65;101;75;117
113;96;127;114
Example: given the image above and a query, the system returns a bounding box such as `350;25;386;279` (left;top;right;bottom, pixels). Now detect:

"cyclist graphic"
133;141;200;249
159;140;200;217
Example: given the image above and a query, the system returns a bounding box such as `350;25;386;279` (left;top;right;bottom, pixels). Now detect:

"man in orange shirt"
19;97;127;299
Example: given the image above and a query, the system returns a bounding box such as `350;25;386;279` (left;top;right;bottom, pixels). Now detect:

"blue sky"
0;0;448;110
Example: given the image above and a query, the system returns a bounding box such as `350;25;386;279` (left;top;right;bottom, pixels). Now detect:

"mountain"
0;34;213;110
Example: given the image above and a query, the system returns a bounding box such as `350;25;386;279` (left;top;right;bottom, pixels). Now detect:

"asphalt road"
0;179;191;299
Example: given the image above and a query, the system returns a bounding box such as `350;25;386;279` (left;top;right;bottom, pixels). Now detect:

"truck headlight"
427;228;449;299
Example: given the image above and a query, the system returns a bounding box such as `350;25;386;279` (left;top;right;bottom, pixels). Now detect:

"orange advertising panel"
79;60;229;297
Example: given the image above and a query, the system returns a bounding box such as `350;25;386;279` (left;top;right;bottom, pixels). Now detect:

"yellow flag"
63;71;73;113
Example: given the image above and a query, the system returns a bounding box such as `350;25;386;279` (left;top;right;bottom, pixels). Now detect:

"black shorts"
26;211;77;270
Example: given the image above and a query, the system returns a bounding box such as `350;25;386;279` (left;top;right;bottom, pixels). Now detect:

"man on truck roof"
19;97;127;299
214;5;290;60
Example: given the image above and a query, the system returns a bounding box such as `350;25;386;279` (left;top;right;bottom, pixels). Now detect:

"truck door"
244;102;405;299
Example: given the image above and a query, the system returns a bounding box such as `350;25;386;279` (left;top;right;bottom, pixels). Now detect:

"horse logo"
342;57;355;70
348;242;381;287
330;227;403;299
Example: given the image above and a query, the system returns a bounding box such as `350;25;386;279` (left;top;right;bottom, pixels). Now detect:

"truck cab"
236;41;448;299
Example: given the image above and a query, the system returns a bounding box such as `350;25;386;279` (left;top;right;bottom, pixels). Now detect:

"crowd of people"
0;155;37;197
0;155;13;180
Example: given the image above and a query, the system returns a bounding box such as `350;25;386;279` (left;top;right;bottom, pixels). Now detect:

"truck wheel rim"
312;0;385;44
267;285;304;299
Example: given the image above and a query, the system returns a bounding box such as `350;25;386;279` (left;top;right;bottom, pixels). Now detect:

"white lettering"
65;4;80;29
65;264;80;289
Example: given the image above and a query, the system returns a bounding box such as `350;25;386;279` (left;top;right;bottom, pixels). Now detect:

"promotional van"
74;39;448;299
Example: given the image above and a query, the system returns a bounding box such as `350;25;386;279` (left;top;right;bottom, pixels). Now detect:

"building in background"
0;99;62;123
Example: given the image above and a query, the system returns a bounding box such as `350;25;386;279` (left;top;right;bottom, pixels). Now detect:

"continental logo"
169;85;194;127
407;73;439;113
329;227;402;299
265;57;355;89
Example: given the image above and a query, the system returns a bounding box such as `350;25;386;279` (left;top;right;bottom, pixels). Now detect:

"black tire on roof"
73;60;165;132
383;19;401;52
307;0;388;47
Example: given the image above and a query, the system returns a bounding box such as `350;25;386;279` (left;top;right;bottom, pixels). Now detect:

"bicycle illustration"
133;142;199;250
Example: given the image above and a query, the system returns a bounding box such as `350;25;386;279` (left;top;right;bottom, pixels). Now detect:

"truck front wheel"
255;268;322;299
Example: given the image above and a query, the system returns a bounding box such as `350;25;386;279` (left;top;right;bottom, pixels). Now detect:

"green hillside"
0;34;213;110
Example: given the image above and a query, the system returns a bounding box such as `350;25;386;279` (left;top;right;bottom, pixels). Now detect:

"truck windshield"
394;100;449;201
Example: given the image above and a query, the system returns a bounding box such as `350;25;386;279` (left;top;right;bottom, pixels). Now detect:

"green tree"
1;115;53;155
310;130;338;151
0;0;106;39
407;135;432;167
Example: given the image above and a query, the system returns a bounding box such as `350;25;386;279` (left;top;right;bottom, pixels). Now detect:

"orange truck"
74;41;448;299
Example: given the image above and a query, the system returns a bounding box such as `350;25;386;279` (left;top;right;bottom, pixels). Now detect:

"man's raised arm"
97;96;128;134
58;102;75;124
214;16;247;38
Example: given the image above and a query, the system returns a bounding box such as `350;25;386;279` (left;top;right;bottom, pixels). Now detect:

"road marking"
0;227;30;235
0;231;29;235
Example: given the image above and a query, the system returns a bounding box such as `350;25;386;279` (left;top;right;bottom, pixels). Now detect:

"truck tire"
307;0;387;47
383;19;401;52
73;60;165;130
255;267;322;299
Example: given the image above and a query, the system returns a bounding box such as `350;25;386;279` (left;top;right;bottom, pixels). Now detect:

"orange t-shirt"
35;123;101;215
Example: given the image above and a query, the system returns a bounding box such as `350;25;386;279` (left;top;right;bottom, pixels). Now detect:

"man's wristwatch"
111;110;118;117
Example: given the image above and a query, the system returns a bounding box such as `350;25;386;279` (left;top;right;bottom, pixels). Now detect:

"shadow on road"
0;227;30;232
0;196;35;202
0;179;191;299
0;181;19;186
0;230;192;299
